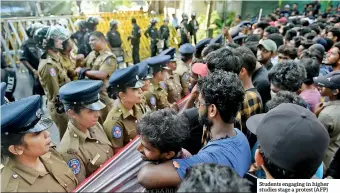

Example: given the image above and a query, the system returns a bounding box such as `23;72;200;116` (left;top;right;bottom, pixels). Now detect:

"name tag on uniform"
91;153;100;165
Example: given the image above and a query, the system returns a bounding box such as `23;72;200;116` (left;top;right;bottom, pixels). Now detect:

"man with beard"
137;70;251;189
326;42;340;71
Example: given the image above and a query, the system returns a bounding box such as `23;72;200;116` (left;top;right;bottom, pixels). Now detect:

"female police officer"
1;95;78;192
35;26;71;139
136;61;153;114
103;65;144;153
57;80;114;183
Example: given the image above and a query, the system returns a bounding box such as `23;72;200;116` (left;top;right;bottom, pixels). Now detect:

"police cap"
210;34;223;44
179;43;196;55
147;55;171;73
195;38;211;51
136;61;153;80
59;80;106;111
109;65;145;89
1;95;53;135
160;47;176;61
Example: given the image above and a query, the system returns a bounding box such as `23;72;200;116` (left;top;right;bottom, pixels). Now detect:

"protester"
247;103;330;179
313;71;340;168
257;39;277;71
138;70;251;189
277;45;298;61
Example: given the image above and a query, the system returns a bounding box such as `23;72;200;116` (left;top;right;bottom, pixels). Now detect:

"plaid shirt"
235;88;263;147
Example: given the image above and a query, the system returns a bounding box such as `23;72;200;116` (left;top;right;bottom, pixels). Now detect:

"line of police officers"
0;14;206;191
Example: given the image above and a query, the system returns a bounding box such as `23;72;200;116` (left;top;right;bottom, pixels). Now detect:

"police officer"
71;20;86;50
136;61;153;114
160;18;170;50
35;26;71;139
78;16;99;57
107;20;125;68
128;18;141;64
104;65;144;153
78;31;117;124
1;82;8;105
20;23;45;95
58;80;114;183
180;14;190;45
1;95;78;192
210;34;224;45
194;38;211;59
160;48;183;103
144;18;159;57
189;13;199;44
1;52;16;102
174;43;196;96
145;55;178;110
60;38;77;80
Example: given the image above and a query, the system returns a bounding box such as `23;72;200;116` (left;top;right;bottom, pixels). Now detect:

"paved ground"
13;66;61;146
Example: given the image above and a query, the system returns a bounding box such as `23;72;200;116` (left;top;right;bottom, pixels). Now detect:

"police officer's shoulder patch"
183;73;190;81
49;68;56;77
112;125;122;139
68;158;81;175
160;82;167;90
150;96;156;106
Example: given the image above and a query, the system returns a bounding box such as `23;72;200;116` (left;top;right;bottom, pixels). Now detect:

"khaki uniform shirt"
84;49;117;107
174;60;190;95
162;73;183;103
38;53;71;103
318;100;340;168
1;147;77;192
103;101;143;148
138;94;152;114
144;81;170;110
59;52;77;80
58;121;114;183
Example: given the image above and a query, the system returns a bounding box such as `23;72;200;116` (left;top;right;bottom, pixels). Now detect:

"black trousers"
150;42;157;57
132;43;140;64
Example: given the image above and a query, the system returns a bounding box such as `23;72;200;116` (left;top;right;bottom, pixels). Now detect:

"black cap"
313;71;340;90
109;65;145;89
1;95;53;135
195;38;211;51
59;80;106;111
246;103;329;174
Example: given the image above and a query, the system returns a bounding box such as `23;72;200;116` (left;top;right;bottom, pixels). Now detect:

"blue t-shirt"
173;128;251;179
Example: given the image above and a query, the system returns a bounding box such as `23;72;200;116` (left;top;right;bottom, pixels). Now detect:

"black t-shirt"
252;66;271;106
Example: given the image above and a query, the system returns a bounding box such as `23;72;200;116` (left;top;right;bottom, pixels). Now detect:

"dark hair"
304;32;317;40
177;163;250;192
107;86;127;100
202;43;222;57
267;33;284;48
329;27;340;41
259;147;315;179
131;18;136;23
225;42;240;49
268;60;307;92
205;47;241;74
234;46;257;75
309;24;321;35
265;90;308;112
64;104;86;114
282;24;295;36
324;38;334;51
192;58;206;65
284;29;297;41
293;36;306;48
299;27;312;36
298;58;320;85
334;42;340;53
244;41;259;56
1;133;26;160
89;31;106;40
197;70;245;123
256;21;270;30
245;34;260;43
301;39;314;50
265;26;280;35
136;108;189;154
301;20;310;27
277;45;298;60
291;18;300;25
